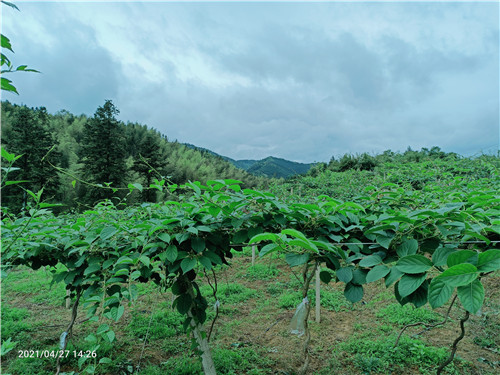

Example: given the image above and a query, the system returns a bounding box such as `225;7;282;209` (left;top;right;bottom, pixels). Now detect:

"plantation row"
2;145;499;374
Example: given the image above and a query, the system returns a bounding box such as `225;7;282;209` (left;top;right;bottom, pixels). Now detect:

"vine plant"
1;147;499;375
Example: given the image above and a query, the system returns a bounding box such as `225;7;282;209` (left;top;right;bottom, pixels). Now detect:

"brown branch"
205;269;219;342
394;294;457;348
436;309;470;375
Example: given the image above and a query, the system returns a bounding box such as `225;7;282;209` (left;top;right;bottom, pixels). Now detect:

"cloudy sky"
2;1;499;163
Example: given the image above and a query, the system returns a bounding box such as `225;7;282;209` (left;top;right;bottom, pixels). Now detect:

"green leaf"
376;235;393;249
336;267;353;283
249;233;277;244
396;255;433;274
385;267;403;287
428;277;454;309
84;263;100;276
158;233;171;243
103;330;115;343
435;263;479;287
259;243;279;257
359;255;383;267
351;268;368;285
96;324;109;335
180;258;197;273
191;237;205;253
319;270;332;284
0;146;15;162
99;357;112;364
198;256;212;270
282;228;308;241
406;280;429;308
1;34;13;52
1;77;18;94
432;246;456;267
285;253;309;267
447;250;478;267
139;255;150;267
457;279;484;314
127;183;143;192
477;249;500;272
130;270;141;280
107;305;124;322
398;273;427;298
165;245;178;263
396;239;418;257
344;282;363;303
366;265;390;283
175;293;192;315
115;256;133;265
100;226;118;240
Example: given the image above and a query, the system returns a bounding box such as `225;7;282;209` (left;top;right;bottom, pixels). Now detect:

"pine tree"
2;105;60;211
79;100;127;205
131;130;169;202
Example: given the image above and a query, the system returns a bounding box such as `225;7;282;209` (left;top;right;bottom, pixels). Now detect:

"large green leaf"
432;246;456;267
396;239;418;257
428;277;454;309
477;249;500;272
344;282;363;303
180;258;197;273
447;250;477;267
398;273;427;298
359;255;383;268
165;245;178;263
336;267;353;283
435;263;479;287
457;279;484;314
396;255;433;274
191;237;205;253
384;267;403;287
285;253;309;267
366;265;390;283
175;293;193;315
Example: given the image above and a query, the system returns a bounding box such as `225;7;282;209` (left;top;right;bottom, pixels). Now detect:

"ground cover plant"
1;146;499;375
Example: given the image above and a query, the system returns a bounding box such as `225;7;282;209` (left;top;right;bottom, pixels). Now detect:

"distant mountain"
184;144;313;178
244;156;313;178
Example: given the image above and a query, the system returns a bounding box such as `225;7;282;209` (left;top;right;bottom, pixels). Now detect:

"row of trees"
307;147;466;177
1;100;264;212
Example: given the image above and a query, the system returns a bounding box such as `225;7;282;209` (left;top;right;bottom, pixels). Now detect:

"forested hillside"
0;100;266;211
184;144;314;178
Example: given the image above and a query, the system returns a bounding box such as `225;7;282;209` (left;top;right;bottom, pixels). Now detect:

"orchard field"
1;150;499;375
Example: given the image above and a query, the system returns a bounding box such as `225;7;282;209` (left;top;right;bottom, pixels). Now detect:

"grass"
242;263;280;280
335;334;458;374
1;264;498;375
127;303;185;340
376;303;443;326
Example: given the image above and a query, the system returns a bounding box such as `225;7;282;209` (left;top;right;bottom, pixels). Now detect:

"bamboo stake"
315;264;320;323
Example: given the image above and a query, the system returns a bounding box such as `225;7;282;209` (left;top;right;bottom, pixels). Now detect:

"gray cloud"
2;1;498;162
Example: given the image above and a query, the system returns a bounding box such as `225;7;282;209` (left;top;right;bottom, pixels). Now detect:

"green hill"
184;144;313;178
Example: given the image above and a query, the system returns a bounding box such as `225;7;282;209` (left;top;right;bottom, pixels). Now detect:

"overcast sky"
2;1;499;163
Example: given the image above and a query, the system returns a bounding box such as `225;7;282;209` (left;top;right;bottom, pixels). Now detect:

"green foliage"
79;100;128;205
338;335;454;374
127;306;184;340
1;106;61;211
243;263;280;280
1;304;31;338
376;303;442;326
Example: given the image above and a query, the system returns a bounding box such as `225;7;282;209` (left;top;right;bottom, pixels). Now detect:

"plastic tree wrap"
290;297;309;337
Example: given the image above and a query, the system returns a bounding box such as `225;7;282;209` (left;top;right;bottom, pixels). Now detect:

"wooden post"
315;264;320;323
252;245;256;266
